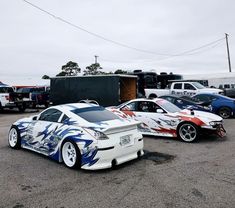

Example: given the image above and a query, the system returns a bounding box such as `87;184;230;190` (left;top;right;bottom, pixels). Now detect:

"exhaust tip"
111;159;117;168
137;150;142;159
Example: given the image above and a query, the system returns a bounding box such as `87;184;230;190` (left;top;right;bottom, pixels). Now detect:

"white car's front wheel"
8;126;21;149
62;140;81;169
178;123;199;142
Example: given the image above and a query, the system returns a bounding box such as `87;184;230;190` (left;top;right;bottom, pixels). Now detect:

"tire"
8;125;21;149
218;107;231;119
149;94;157;99
18;105;26;113
61;140;81;169
44;102;49;108
177;122;199;142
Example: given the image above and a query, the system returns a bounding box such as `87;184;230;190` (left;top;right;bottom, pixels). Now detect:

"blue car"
192;93;235;119
160;95;212;112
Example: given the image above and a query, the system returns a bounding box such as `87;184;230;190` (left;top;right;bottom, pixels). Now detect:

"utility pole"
225;33;232;72
94;55;98;64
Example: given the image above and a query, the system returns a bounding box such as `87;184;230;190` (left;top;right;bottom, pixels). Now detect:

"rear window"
71;106;119;123
0;87;13;93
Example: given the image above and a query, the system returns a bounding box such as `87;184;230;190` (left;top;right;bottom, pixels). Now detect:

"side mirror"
156;109;164;113
32;116;38;120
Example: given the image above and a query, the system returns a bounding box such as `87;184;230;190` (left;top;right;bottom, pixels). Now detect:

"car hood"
200;88;223;93
171;109;222;124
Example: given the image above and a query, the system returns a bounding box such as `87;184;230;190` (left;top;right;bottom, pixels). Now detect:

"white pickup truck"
0;82;33;112
144;82;223;98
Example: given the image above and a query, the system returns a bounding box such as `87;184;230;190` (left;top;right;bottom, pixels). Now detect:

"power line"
21;0;171;56
22;0;225;58
155;37;225;62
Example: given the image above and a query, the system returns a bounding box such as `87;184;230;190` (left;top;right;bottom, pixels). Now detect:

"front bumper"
201;123;226;137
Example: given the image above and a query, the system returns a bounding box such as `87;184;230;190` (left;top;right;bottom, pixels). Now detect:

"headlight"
209;121;216;126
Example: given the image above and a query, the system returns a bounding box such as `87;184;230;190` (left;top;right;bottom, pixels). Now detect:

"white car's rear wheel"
62;141;81;169
8;126;21;149
178;123;199;142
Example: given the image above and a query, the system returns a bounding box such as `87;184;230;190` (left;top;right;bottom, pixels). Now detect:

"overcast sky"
1;0;235;81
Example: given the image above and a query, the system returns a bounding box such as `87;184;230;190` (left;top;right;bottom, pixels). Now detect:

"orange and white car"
109;98;226;142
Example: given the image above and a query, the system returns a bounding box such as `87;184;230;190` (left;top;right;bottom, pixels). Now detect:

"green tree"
56;61;81;76
114;69;128;74
83;63;103;75
42;75;50;79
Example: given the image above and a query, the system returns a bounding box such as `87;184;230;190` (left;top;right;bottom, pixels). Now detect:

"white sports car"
8;103;144;170
109;98;226;142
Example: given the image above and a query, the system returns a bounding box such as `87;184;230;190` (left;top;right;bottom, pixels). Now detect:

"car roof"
125;98;164;102
51;103;98;111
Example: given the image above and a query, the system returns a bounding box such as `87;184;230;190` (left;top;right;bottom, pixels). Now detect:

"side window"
137;101;149;112
194;95;210;102
148;102;161;113
184;83;196;90
173;83;182;89
39;109;62;122
61;114;69;123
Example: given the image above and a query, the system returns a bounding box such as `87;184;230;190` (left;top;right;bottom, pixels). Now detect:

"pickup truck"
145;82;223;98
14;86;50;108
0;82;33;112
218;84;235;98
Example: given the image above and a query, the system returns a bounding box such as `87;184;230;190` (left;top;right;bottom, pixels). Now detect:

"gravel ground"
0;111;234;208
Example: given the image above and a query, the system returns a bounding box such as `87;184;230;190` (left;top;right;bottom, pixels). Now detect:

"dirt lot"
0;110;235;208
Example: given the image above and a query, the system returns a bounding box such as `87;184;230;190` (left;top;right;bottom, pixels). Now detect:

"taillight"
5;95;9;100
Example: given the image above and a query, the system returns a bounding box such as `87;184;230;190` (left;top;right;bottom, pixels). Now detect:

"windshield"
156;99;181;113
71;106;119;123
192;82;205;89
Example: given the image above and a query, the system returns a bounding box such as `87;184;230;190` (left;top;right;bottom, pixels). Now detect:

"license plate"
120;135;132;146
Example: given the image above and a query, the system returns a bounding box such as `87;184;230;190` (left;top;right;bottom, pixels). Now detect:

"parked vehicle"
8;103;143;170
192;93;235;119
218;84;235;98
0;82;33;112
156;72;183;89
130;70;158;97
144;82;223;99
50;75;137;107
109;98;226;142
159;95;212;112
15;86;50;108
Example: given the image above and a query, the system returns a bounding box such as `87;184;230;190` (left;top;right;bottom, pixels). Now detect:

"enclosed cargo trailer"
50;75;137;107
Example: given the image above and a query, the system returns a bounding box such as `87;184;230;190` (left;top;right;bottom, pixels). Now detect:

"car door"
121;100;175;136
183;83;197;96
26;108;63;155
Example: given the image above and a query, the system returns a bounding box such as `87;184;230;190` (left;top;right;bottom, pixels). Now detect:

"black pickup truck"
0;83;34;112
14;86;50;108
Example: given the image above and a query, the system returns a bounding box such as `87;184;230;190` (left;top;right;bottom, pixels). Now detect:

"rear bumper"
81;137;144;170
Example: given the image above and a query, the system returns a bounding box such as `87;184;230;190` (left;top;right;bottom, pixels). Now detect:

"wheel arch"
60;137;82;169
58;136;82;163
176;121;200;142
